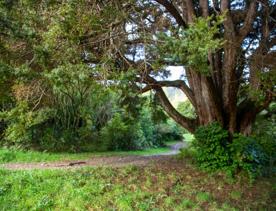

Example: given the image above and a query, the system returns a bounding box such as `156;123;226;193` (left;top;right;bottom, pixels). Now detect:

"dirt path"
1;142;186;170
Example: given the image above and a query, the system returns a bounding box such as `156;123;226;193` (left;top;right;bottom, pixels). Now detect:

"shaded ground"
1;142;186;170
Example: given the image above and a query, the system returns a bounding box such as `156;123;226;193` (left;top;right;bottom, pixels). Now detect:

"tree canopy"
0;0;275;137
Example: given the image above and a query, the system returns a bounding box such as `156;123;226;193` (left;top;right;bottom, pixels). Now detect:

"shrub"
100;113;146;151
177;146;196;160
138;104;182;148
0;102;54;149
253;103;276;176
229;135;269;180
193;122;231;171
192;122;271;180
139;107;158;148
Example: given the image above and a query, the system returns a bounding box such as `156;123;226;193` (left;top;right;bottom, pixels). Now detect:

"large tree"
123;0;276;135
1;0;275;137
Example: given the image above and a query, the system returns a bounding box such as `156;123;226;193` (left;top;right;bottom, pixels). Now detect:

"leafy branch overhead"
156;16;225;75
0;0;275;138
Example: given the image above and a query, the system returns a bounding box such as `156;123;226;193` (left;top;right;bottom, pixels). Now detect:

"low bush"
253;103;276;176
0;102;54;149
178;145;196;160
229;135;268;180
193;122;231;171
192;122;272;180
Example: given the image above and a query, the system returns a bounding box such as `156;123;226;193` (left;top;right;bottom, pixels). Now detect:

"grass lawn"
0;159;275;210
0;147;171;164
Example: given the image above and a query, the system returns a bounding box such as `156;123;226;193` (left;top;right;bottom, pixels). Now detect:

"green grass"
0;147;171;164
196;191;211;202
230;190;242;200
0;161;275;210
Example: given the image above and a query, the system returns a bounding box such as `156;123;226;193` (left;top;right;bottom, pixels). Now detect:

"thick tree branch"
199;0;209;17
220;0;230;11
154;0;187;27
142;77;196;107
221;0;236;39
185;0;196;23
138;74;198;132
238;0;258;41
155;87;198;133
237;90;273;135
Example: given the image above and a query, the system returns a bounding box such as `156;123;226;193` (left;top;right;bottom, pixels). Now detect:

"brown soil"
1;142;186;170
1;155;178;170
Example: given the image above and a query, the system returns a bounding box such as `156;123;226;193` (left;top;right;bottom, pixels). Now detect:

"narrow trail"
1;142;187;170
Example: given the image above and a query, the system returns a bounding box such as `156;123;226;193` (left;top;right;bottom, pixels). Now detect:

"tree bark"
145;0;275;136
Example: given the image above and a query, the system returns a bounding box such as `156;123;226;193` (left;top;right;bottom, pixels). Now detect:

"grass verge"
0;159;275;210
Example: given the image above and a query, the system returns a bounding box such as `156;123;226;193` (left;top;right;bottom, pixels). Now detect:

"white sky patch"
166;66;185;80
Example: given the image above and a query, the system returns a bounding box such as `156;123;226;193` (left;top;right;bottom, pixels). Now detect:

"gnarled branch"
154;0;187;27
155;87;198;133
238;0;258;42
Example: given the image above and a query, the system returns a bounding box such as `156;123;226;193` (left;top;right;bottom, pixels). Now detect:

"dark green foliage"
0;62;14;108
0;102;54;149
192;122;273;180
99;103;181;151
1;74;180;151
229;135;268;180
178;146;196;160
100;113;146;151
193;122;231;171
252;103;276;176
155;121;183;143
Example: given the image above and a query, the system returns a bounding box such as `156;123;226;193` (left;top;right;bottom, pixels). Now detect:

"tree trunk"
139;0;274;136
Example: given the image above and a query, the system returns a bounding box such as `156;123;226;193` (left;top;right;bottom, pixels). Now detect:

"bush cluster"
193;122;231;171
191;122;275;180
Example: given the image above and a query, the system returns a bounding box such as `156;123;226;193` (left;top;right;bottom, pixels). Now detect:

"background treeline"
0;0;181;152
0;63;186;151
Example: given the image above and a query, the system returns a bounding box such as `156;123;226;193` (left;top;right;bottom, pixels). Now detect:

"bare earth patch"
1;155;174;170
0;142;187;170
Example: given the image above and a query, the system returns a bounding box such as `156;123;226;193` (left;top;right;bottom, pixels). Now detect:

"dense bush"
155;121;183;143
229;135;268;180
192;122;273;180
252;103;276;176
0;102;54;149
0;64;102;151
0;62;185;152
100;113;146;151
193;122;231;171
